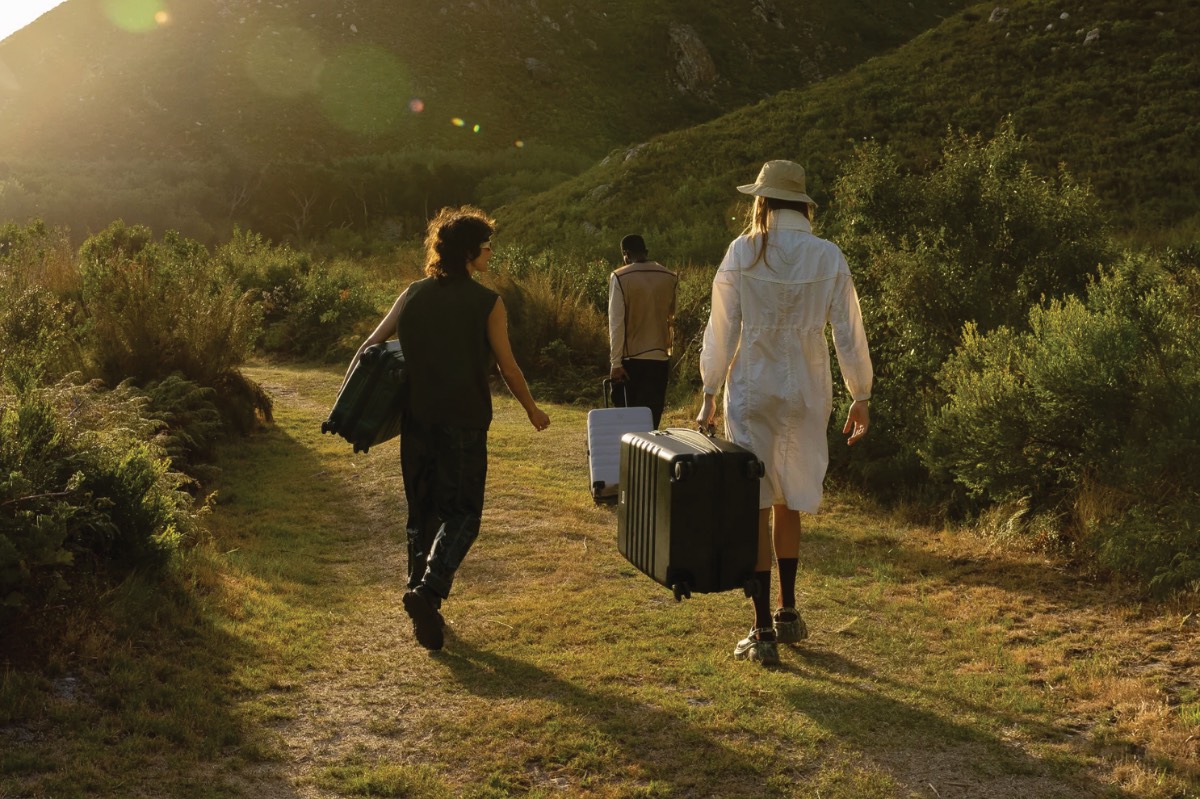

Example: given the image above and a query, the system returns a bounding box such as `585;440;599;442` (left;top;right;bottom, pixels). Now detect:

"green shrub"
490;246;613;313
139;375;225;482
1091;502;1200;596
925;252;1200;591
0;283;80;391
0;219;79;296
0;379;195;609
826;125;1114;496
76;222;270;430
0;221;83;389
270;259;377;360
484;268;609;403
214;228;376;360
78;223;260;385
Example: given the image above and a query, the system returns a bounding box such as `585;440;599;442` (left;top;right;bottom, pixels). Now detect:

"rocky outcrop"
668;23;717;99
752;0;784;29
524;56;552;83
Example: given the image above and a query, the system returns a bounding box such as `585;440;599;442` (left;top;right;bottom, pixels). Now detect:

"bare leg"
771;504;801;560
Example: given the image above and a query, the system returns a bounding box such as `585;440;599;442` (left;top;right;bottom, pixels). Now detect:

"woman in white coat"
697;160;873;666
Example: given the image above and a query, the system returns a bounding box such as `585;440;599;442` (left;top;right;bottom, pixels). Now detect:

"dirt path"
226;363;631;798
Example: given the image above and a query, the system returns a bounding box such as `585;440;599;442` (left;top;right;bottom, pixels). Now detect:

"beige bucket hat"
737;160;817;206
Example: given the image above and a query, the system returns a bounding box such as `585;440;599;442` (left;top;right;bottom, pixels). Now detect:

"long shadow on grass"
800;526;1134;613
784;648;1131;798
0;544;305;798
0;418;349;797
438;640;767;796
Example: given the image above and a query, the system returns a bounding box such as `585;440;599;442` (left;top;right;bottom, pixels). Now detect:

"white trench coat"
700;211;873;513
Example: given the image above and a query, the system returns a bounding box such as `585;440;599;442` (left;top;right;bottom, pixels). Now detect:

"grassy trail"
10;361;1193;798
203;361;1198;799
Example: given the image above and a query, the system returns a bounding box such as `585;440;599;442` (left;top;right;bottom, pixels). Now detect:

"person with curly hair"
350;205;550;651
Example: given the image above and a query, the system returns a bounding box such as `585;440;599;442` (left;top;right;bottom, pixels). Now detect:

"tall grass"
485;251;610;404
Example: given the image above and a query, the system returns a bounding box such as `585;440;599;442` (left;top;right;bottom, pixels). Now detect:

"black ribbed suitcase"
617;428;764;601
321;341;407;454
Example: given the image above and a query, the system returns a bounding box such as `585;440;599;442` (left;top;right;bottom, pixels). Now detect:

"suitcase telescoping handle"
603;377;613;408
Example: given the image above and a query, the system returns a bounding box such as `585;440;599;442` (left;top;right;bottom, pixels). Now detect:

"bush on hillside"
0;378;196;610
214;228;376;361
77;222;271;430
826;125;1114;496
925;252;1200;592
78;222;257;384
0;283;79;392
0;221;84;389
139;375;225;483
0;219;78;296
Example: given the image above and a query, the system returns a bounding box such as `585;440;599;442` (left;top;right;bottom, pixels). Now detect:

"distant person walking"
608;234;678;428
697;160;873;666
348;206;550;651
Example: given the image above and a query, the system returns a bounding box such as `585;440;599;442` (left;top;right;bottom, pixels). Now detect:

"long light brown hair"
743;196;814;267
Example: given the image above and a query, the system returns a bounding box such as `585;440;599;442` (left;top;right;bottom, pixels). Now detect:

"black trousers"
612;357;669;428
400;420;488;600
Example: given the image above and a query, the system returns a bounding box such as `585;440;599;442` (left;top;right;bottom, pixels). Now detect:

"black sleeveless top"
397;275;499;430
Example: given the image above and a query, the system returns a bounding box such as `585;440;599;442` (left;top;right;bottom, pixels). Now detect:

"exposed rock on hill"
669;23;717;99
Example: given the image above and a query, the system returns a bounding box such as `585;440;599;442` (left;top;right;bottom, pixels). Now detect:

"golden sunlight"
245;26;324;98
101;0;165;34
316;45;411;136
0;0;68;42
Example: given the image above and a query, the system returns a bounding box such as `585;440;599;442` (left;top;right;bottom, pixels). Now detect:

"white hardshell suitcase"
587;380;654;504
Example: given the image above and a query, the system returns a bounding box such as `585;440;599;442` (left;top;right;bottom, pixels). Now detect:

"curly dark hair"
423;206;496;279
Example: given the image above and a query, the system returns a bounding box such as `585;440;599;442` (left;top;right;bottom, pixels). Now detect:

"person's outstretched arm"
486;297;550;431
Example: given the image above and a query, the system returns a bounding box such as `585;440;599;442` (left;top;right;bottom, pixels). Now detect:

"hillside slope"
0;0;969;164
496;0;1200;260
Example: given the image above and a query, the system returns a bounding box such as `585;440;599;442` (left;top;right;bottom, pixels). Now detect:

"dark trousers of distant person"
612;357;669;429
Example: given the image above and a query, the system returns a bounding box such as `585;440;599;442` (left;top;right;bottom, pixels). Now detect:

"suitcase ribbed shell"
617;429;764;599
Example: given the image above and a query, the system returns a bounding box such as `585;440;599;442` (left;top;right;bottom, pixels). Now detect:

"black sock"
752;570;773;631
777;558;798;610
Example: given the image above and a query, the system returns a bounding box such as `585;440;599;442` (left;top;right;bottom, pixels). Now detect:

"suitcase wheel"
742;577;760;598
321;421;331;434
672;582;692;602
746;460;765;480
672;460;693;481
